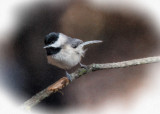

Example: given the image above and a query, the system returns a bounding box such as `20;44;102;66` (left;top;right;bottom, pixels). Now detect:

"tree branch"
21;56;160;110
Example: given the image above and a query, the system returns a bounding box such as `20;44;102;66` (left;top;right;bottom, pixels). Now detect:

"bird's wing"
67;37;83;48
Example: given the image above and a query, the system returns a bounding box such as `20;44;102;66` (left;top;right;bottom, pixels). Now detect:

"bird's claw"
65;71;72;81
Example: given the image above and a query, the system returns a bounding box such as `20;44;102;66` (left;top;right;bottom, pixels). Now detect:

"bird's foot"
79;63;88;69
65;71;72;81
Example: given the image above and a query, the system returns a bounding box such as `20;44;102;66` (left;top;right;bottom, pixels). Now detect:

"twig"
21;56;160;110
21;77;69;110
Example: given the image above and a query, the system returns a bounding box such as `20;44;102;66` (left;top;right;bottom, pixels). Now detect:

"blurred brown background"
1;0;159;112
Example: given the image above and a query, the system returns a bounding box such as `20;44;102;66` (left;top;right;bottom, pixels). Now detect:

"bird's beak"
43;42;60;48
43;45;52;49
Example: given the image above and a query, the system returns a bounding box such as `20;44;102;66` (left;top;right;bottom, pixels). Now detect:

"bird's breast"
47;45;84;69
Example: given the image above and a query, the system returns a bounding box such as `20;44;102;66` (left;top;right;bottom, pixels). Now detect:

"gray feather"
67;37;83;48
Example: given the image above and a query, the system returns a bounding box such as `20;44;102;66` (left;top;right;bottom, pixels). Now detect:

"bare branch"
21;56;160;110
21;77;69;110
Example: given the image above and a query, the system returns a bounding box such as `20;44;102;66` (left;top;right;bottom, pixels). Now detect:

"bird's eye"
51;41;54;44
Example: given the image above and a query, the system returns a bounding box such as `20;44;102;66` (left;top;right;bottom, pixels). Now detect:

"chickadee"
44;32;102;80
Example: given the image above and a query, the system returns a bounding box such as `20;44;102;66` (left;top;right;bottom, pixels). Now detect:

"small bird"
44;32;102;80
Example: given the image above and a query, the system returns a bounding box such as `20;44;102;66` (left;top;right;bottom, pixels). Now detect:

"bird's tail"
79;40;103;48
77;40;102;57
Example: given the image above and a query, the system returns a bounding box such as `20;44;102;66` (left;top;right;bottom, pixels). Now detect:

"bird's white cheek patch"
51;33;67;48
51;41;60;48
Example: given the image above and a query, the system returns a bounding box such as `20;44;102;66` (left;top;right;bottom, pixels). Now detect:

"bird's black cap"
44;32;59;45
44;32;61;55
